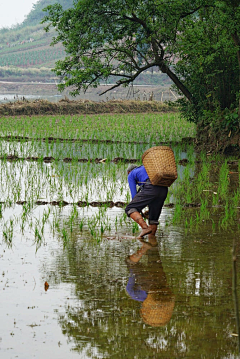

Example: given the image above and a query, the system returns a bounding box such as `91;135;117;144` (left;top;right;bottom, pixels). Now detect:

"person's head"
127;164;138;175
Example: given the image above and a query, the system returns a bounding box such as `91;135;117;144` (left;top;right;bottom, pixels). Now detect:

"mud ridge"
6;201;235;209
0;155;198;166
0;134;194;146
14;200;127;207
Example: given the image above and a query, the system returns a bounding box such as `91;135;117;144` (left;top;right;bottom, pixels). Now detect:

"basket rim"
142;146;174;161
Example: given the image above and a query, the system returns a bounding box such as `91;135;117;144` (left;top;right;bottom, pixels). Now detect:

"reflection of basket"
142;146;177;187
140;291;175;327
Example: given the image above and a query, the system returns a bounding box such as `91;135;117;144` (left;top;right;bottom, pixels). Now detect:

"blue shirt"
126;271;148;302
128;166;149;199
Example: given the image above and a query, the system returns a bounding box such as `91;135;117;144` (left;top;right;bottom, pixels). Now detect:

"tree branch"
99;63;158;95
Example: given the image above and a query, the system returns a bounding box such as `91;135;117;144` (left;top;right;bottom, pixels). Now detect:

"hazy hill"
21;0;74;28
0;0;73;82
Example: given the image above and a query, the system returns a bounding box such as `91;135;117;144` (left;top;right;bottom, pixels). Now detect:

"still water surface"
0;138;239;358
0;203;239;358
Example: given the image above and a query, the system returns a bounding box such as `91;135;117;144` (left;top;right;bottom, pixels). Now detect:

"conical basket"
142;146;177;187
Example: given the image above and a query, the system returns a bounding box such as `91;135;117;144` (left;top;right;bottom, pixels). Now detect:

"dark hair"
127;164;138;174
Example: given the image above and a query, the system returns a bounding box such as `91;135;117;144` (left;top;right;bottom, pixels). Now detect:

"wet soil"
196;122;240;156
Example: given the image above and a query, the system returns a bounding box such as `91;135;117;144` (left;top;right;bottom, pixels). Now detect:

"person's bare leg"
147;224;158;246
149;224;158;235
130;211;152;238
128;242;152;263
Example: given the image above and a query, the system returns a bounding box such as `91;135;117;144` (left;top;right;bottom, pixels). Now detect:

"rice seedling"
172;203;182;224
2;219;14;247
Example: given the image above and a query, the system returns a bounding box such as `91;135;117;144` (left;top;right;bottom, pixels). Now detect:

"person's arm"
128;171;137;199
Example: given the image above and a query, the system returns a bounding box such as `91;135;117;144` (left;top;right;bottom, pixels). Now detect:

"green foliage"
173;2;240;123
222;108;240;131
42;0;197;98
0;24;44;43
42;0;240;135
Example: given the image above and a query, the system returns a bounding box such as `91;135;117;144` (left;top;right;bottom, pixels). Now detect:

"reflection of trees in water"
41;229;238;358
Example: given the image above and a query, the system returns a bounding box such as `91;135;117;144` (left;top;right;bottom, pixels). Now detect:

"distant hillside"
0;0;172;86
0;0;74;82
21;0;74;28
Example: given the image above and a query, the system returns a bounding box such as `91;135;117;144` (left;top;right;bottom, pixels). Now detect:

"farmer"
125;164;168;238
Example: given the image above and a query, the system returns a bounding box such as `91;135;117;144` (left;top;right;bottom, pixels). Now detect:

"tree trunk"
231;32;240;117
159;62;193;103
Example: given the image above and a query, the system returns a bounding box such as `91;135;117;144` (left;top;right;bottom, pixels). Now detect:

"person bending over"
125;164;168;239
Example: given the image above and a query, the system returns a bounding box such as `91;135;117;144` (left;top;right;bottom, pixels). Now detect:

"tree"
42;0;240;152
173;3;240;121
216;0;240;117
169;1;240;152
42;0;205;100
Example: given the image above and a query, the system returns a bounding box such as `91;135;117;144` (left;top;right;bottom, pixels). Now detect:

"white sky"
0;0;39;29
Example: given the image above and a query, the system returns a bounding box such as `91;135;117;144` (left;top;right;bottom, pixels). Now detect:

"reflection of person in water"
125;241;175;327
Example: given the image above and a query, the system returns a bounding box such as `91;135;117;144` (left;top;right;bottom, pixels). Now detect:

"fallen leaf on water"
44;281;49;291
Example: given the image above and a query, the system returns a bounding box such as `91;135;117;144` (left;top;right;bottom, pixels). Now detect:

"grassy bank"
0;99;179;117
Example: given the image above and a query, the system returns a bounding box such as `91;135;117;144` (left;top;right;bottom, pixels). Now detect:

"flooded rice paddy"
0;113;240;358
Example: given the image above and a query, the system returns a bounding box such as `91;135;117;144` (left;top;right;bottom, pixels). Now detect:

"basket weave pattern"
142;146;177;187
140;293;175;327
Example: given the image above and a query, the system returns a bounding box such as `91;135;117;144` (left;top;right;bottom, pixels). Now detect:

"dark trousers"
125;181;168;225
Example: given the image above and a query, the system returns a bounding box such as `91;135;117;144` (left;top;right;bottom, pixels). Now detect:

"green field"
0;112;238;238
0;112;195;142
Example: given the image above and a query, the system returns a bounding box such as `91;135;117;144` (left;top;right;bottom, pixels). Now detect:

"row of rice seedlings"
0;162;239;248
0;113;196;143
0;201;134;248
1;191;238;250
0;159;133;204
0;137;191;175
0;142;238;212
0;142;239;244
0;139;150;162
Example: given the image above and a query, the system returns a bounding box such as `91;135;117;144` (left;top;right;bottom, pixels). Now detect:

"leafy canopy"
42;0;203;98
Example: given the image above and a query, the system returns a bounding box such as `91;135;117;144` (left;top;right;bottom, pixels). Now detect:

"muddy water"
0;84;175;103
0;203;240;359
0;141;240;358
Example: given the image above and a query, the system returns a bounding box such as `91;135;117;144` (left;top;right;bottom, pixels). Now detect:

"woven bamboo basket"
142;146;177;187
140;292;175;327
